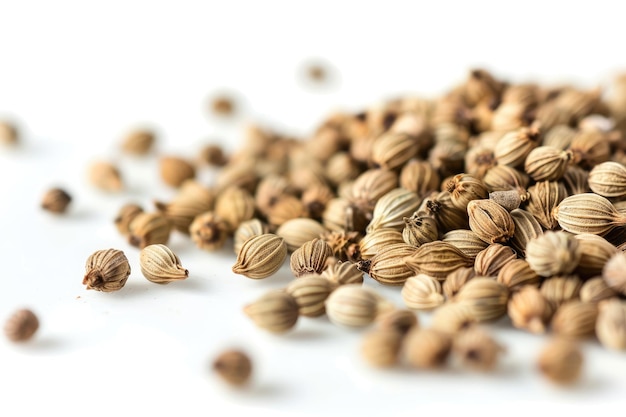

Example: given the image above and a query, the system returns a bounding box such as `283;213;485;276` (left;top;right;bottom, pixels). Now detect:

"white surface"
1;1;626;415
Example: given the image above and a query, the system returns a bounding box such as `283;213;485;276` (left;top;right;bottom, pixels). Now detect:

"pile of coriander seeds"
13;69;626;387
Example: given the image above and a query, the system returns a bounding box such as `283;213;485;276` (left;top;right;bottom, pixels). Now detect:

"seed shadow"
169;275;211;292
21;335;66;352
242;381;287;399
282;327;330;342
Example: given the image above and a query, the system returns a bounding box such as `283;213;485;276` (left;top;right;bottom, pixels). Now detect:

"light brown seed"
526;180;567;230
366;188;421;233
358;243;416;285
83;248;131;292
510;208;544;256
573;234;618;279
442;229;489;259
404;328;452;369
526;231;581;277
128;212;171;249
540;276;583;309
361;329;404;368
322;198;369;233
325;285;393;328
243;291;299;333
198;144;227;167
233;219;269;255
41;188;72;214
467;199;515;244
453;326;504;371
602;252;626;295
507;286;553;334
497;259;540;292
494;126;541;168
4;309;39;342
159;156;196;187
474;244;517;277
562;165;590;196
399;159;440;197
120;129;155;155
290;238;333;277
580;277;618;304
349;168;398;214
404;241;474;280
419;191;469;233
232;234;288;279
596;299;626;350
402;214;439;248
214;186;255;232
445;174;489;210
588;161;626;197
154;184;215;234
551;301;598;338
554;193;625;236
401;274;445;311
139;244;188;285
537;338;583;385
524;146;571;181
321;261;364;286
0;120;18;145
189;211;230;251
482;164;529;193
285;275;337;317
454;278;510;322
431;303;477;334
88;161;123;192
359;228;405;260
371;132;418;171
266;195;307;227
442;267;476;299
375;309;418;335
114;203;144;236
488;190;522;211
213;350;252;387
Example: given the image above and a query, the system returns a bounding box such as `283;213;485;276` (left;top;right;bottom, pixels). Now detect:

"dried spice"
139;244;188;284
366;188;421;233
159;156;196;188
128;212;171;249
554;193;626;235
445;174;489;210
83;248;131;292
404;328;451;369
419;191;469;233
580;277;618;304
358;243;416;285
214;186;256;232
442;267;476;299
290;238;333;277
189;212;230;251
508;286;553;334
359;228;404;260
399;159;440;196
0;120;18;145
442;229;489;259
243;291;299;333
232;234;288;279
155;181;215;234
121;129;155;155
526;231;581;277
497;259;540;292
431;303;477;334
453;326;504;371
361;329;404;368
4;308;39;342
602;252;626;295
349;168;398;214
402;214;439;248
321;261;364;286
114;203;144;236
404;241;474;280
537;338;583;385
199;144;228;167
573;234;618;279
467;199;515;244
540;276;583;309
401;274;445;311
233;219;269;255
526;180;567;230
454;278;509;322
212;350;252;387
89;161;123;192
41;188;72;214
509;208;544;256
551;301;598;339
474;244;517;277
375;309;418;335
596;299;626;350
285;275;337;317
325;285;393;328
523;146;571;182
371;132;418;171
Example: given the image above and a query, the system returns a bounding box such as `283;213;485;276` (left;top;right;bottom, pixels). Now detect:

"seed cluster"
14;69;626;385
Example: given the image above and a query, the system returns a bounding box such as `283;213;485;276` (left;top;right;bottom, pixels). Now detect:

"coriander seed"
41;187;72;214
213;350;252;387
83;248;131;292
4;308;39;342
139;244;189;285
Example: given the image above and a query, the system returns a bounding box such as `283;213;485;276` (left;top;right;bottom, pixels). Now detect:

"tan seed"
212;350;252;387
83;248;131;292
243;291;299;333
139;244;188;285
232;234;288;279
4;309;39;342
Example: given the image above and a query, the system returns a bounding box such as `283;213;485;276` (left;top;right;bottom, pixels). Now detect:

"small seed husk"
404;328;452;369
453;326;505;371
4;308;39;342
325;285;393;328
551;301;598;339
375;309;418;335
454;278;510;322
232;234;288;279
537;338;583;385
243;291;299;333
83;248;131;292
213;350;252;387
139;244;189;284
508;286;553;334
285;275;337;317
596;299;626;350
401;274;445;311
361;329;404;368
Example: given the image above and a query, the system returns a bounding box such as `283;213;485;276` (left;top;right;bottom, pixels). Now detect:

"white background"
1;1;626;415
